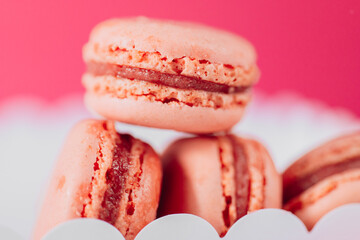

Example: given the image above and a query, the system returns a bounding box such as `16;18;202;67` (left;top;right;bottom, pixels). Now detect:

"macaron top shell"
87;17;256;67
83;17;259;87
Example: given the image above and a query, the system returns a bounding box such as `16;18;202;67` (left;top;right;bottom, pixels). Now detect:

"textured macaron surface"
284;169;360;229
83;17;258;86
160;135;280;236
33;120;161;240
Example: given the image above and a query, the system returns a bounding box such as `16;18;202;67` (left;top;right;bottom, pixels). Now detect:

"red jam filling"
86;61;248;94
283;156;360;204
230;136;250;219
98;134;133;224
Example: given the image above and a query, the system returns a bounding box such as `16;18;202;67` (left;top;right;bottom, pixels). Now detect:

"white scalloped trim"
41;205;360;240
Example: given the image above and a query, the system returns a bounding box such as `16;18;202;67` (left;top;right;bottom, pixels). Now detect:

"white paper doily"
0;91;359;238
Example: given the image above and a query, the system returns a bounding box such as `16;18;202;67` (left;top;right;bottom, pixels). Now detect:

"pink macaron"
158;135;281;236
283;132;360;229
33;120;162;240
82;17;259;133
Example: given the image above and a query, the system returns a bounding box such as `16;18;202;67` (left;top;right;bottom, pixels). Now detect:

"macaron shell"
283;132;360;192
237;138;265;212
258;141;282;209
284;169;360;229
33;120;111;240
239;138;282;209
84;92;246;133
87;17;257;69
160;137;227;235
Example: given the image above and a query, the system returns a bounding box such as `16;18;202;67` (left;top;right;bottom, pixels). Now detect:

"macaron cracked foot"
33;120;162;240
283;132;360;229
83;17;259;133
158;135;281;236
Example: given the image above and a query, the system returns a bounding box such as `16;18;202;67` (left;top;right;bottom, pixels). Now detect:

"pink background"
1;0;359;115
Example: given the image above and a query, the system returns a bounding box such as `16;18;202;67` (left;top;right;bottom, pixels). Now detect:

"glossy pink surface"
0;0;359;115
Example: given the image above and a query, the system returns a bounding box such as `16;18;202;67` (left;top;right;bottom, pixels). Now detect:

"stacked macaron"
33;17;360;240
34;17;277;239
82;17;259;133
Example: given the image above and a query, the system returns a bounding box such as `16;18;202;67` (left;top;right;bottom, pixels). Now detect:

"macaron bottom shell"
84;92;246;134
284;169;360;229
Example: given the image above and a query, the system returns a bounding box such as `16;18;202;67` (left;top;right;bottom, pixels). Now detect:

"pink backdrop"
1;0;359;115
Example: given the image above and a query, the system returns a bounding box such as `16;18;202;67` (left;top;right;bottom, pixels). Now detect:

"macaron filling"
86;61;249;94
98;134;133;224
230;137;250;219
283;155;360;204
